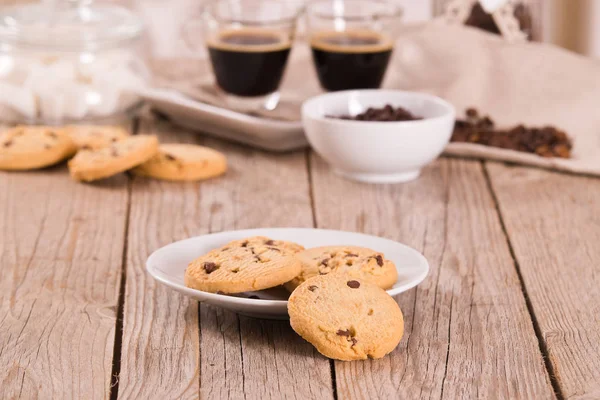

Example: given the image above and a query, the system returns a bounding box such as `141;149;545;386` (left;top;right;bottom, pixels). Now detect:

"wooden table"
1;113;599;400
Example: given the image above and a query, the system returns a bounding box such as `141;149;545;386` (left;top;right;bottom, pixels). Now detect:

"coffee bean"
347;280;360;288
203;262;219;274
451;107;572;159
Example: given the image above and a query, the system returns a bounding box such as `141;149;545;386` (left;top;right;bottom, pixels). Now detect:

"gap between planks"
481;161;563;400
108;117;139;400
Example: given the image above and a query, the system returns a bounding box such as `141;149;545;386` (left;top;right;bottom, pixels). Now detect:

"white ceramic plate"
140;88;307;152
146;228;429;319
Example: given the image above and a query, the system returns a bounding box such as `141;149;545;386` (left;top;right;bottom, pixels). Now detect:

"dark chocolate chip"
203;262;219;274
308;285;318;292
320;258;329;266
375;255;384;267
241;241;248;247
347;280;360;289
264;239;275;245
337;329;351;337
350;337;358;347
164;153;176;161
345;253;358;257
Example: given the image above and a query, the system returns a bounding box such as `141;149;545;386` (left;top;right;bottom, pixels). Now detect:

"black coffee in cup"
207;28;292;97
310;30;393;91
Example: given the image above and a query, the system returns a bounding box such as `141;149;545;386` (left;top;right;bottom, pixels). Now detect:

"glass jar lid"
0;2;143;51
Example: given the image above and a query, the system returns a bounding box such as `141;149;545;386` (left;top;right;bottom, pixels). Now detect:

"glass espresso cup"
201;0;303;110
306;0;403;92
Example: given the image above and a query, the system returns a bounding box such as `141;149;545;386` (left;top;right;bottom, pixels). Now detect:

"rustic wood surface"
487;163;600;399
1;116;599;400
1;1;599;398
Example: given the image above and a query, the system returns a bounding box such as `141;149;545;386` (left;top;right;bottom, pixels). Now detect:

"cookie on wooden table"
288;274;404;361
0;126;77;170
185;236;304;294
65;125;129;150
68;135;159;182
284;246;398;292
132;143;227;181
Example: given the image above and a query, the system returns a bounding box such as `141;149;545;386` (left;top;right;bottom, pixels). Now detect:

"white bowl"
302;90;455;183
146;228;429;320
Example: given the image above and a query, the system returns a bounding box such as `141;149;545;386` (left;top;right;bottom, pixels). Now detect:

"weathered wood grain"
486;162;600;399
309;155;555;399
117;117;334;400
0;156;129;398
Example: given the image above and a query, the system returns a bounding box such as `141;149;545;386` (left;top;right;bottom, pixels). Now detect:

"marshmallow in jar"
0;2;149;124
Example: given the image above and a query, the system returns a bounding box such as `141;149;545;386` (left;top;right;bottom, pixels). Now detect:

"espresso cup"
199;0;303;110
306;0;403;92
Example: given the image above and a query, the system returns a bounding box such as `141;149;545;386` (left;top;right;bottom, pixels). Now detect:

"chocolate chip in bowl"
328;105;423;122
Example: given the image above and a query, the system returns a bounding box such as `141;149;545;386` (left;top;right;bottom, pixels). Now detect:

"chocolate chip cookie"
284;246;398;292
132;143;227;181
68;135;159;182
0;126;77;170
65;125;129;150
288;274;404;361
185;236;304;294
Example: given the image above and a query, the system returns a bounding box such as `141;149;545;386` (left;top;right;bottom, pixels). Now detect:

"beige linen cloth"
158;22;600;176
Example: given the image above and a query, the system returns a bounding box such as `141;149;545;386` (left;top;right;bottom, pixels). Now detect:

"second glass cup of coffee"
306;0;403;91
200;0;303;110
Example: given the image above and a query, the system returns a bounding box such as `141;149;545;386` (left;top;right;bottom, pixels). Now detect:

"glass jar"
0;1;149;124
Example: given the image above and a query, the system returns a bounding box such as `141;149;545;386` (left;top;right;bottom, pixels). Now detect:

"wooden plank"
0;148;129;397
117;116;334;399
486;162;600;399
309;155;555;399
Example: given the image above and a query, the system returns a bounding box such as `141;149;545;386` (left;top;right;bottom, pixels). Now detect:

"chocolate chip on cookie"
347;280;360;288
203;262;219;274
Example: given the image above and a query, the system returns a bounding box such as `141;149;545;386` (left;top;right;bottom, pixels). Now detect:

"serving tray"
140;88;307;152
